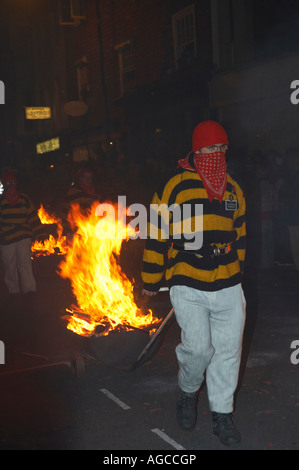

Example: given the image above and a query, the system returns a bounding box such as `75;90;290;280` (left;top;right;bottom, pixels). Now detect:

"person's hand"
141;288;158;296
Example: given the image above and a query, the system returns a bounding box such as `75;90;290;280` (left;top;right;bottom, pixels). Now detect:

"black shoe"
212;412;241;446
176;389;198;431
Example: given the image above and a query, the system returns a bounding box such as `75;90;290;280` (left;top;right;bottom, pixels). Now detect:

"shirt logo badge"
225;195;238;211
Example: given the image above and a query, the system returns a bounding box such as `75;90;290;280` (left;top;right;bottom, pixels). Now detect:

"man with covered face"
141;120;246;446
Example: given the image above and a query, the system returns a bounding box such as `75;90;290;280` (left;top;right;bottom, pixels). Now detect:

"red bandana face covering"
178;151;227;203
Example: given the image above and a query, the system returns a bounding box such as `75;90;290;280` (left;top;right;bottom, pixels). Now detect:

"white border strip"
99;388;131;410
151;428;185;450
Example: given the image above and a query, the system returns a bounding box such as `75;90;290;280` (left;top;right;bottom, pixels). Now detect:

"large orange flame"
57;201;160;337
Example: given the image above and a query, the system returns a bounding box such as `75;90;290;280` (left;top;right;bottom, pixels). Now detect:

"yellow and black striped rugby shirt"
0;193;45;245
142;166;246;292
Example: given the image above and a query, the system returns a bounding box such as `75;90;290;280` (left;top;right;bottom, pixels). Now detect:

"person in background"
141;120;246;446
67;167;96;207
0;169;46;310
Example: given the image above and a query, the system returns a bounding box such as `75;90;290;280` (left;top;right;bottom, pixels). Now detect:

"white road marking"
151;428;186;450
100;388;185;450
99;388;131;410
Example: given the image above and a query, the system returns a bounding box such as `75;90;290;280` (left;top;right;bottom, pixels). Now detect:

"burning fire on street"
34;202;161;338
32;205;68;257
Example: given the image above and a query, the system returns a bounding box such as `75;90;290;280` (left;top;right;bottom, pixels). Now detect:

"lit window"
173;5;197;69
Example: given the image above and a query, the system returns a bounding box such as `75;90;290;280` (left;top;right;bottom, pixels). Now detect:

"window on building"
71;0;86;18
115;41;136;96
173;4;197;69
122;43;135;77
59;0;86;25
75;56;90;102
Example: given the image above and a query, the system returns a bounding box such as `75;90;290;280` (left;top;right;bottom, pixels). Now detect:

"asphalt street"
0;250;298;453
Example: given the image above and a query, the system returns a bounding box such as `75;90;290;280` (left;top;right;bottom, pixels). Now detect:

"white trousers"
0;238;37;294
170;284;246;413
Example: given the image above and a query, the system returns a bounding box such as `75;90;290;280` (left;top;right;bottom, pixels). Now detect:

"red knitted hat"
192;120;229;152
76;168;94;179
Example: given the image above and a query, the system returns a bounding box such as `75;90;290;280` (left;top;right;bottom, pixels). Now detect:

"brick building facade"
60;0;213;170
0;0;214;203
3;0;298;195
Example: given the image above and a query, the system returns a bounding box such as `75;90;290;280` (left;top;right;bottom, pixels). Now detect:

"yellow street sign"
25;107;51;120
36;137;60;154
